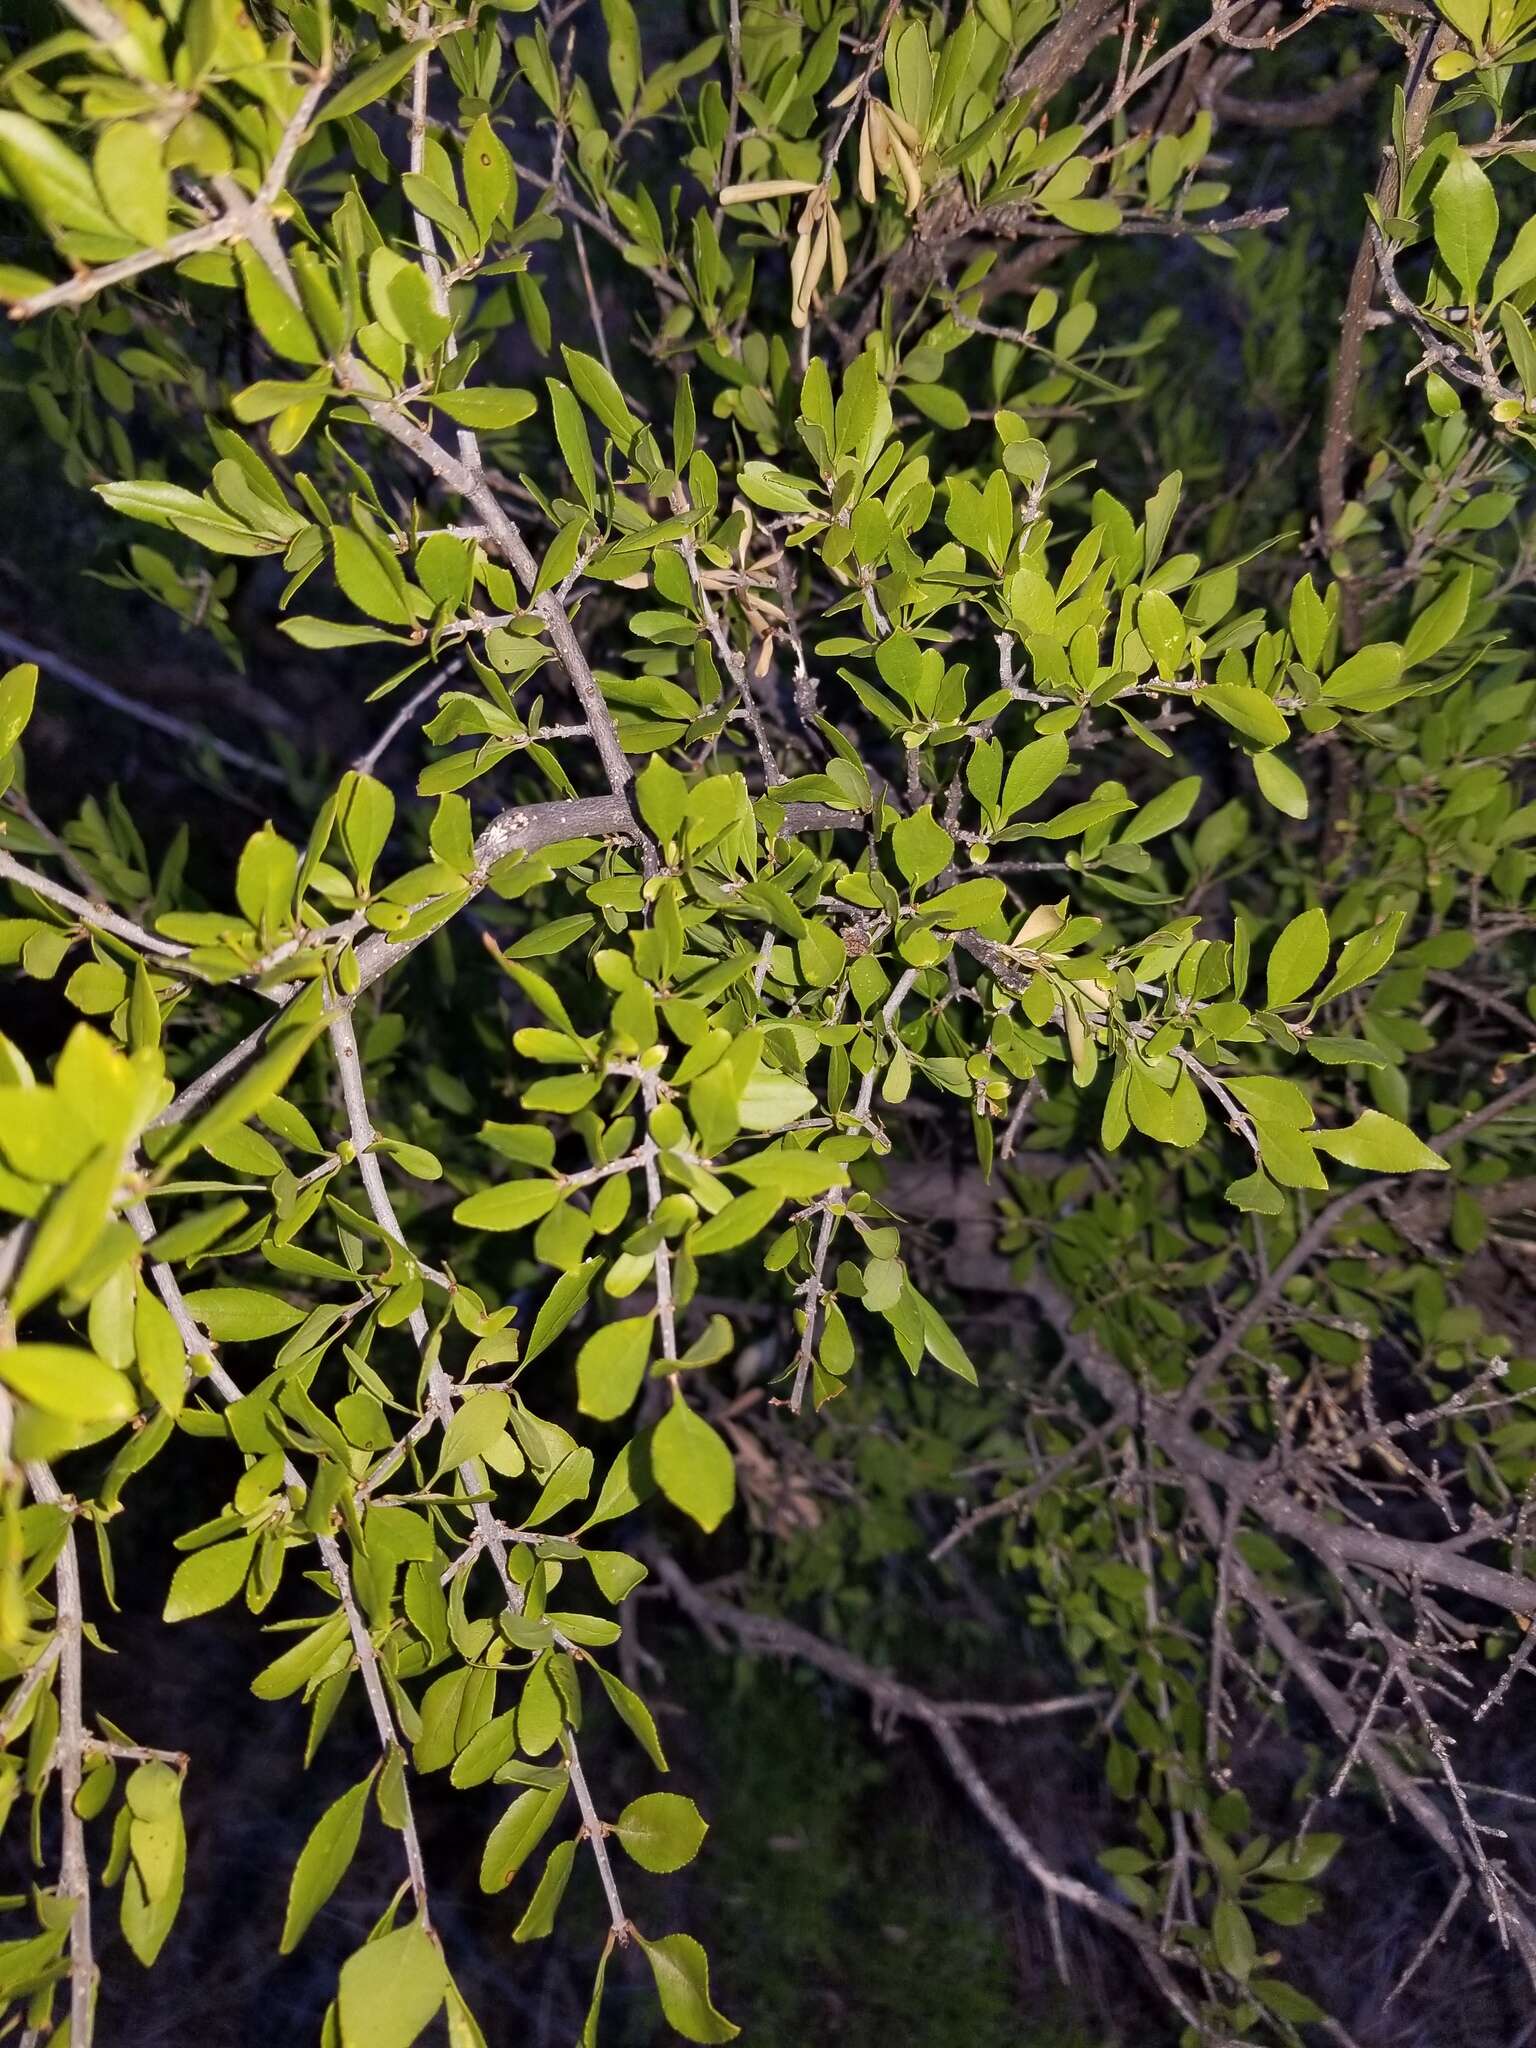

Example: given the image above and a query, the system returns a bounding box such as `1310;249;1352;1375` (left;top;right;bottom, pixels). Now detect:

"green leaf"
10;1143;121;1320
737;461;817;514
1314;1111;1448;1173
578;1948;611;2048
479;1782;566;1892
121;1795;185;1964
1252;1980;1327;2026
462;113;512;242
586;1548;648;1603
637;1933;739;2044
1304;1035;1389;1068
636;755;687;841
166;1016;325;1175
1137;588;1185;676
0;662;38;755
429;387;537;430
436;1389;512;1475
236;824;298;931
691;1187;782;1256
280;617;410;649
236;243;321;366
1260;1832;1342;1882
1323;642;1405;711
1127;1064;1207;1148
281;1774;373;1952
512;1837;576;1942
581;1431;657;1534
532;515;588;602
1266;907;1328;1009
890;806;954;890
182;1287;305;1342
723;1148;847;1199
1491;212;1536;303
0;111;115;236
338;1920;448;2048
547;378;597;508
1403;566;1472;668
1315;910;1403;1004
96;479;220;532
1119;774;1199;846
601;0;642;115
523;1259;602;1365
323;42;425;125
616;1793;708;1874
999;735;1070;819
250;1614;349;1700
452;1180;563;1230
737;1070;817;1131
653;1392;735;1533
333;527;413;627
523;1447;594;1528
912;1285;978;1383
0;266;50;304
337;771;395;891
561;345;641;453
593;1659;668;1769
0;1342;136;1424
1212;1897;1255;1983
1226;1169;1284;1215
94;121;170;245
576;1315;654;1421
1202;682;1288;749
1432;148;1498;302
1253;750;1308;820
163;1535;255;1622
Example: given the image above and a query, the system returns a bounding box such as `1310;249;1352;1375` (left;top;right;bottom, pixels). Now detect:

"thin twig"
0;628;286;783
125;1203;435;1926
24;1463;93;2045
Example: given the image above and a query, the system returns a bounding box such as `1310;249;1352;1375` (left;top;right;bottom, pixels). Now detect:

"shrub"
1;0;1534;2040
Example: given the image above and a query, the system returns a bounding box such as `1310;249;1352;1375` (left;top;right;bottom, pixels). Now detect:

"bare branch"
651;1549;1205;2034
0;627;286;783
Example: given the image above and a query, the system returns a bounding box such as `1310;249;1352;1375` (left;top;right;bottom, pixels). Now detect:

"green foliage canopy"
0;0;1535;2040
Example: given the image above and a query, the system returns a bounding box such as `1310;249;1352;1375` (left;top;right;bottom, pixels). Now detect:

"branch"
0;627;286;784
1177;1069;1536;1419
1319;25;1446;573
149;793;641;1132
0;1634;62;1750
325;1012;632;1945
8;59;332;322
790;965;918;1411
355;396;641;806
351;655;465;777
650;1550;1205;2035
1214;64;1380;127
0;850;190;962
124;1203;436;1927
1030;1267;1536;1619
1007;0;1122;102
24;1463;93;2046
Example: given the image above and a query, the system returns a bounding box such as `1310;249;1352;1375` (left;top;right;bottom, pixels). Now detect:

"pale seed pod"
718;178;817;204
886;127;922;213
869;101;894;177
795;183;826;237
857;110;876;204
794;213;830;327
827;204;848;293
884;106;923;152
789;226;814;324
